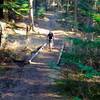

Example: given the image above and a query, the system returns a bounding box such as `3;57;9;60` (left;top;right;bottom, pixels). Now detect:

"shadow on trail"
0;75;61;99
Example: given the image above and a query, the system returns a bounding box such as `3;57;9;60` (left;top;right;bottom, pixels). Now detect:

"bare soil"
0;11;66;100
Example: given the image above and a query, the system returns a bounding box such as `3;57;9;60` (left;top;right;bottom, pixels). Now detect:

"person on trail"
47;31;54;51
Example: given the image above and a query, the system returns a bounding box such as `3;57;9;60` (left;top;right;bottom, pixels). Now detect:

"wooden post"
57;43;65;65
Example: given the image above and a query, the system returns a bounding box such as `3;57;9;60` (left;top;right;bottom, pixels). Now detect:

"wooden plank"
29;43;47;64
57;43;64;65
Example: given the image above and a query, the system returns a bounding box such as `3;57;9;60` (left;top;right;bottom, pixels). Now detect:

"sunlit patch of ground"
35;44;59;53
14;29;27;35
52;30;66;35
2;93;15;98
66;31;82;37
40;93;62;98
97;36;100;38
34;27;49;34
0;65;18;69
36;67;51;73
44;12;55;16
53;30;82;38
28;62;45;65
5;28;16;35
43;17;50;21
5;41;20;51
1;94;63;100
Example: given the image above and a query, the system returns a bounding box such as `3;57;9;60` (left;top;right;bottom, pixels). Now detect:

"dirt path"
0;12;66;100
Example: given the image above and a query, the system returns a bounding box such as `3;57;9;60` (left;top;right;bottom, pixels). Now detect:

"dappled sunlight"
52;30;66;34
97;36;100;38
41;93;62;98
53;30;68;37
2;91;62;100
44;12;55;16
66;31;82;37
21;79;40;85
36;67;51;71
51;48;59;53
0;75;49;87
66;31;76;34
34;27;49;34
6;41;20;50
43;17;50;22
0;4;70;100
29;61;45;65
0;0;99;99
2;93;15;98
14;29;26;35
0;74;62;99
37;55;53;59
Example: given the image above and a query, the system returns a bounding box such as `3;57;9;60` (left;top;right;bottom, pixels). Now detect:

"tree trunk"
0;0;4;19
94;0;97;10
66;0;70;14
3;0;9;21
74;0;78;30
29;0;34;30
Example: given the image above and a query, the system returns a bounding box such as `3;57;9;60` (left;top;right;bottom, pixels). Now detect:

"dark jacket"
48;32;53;40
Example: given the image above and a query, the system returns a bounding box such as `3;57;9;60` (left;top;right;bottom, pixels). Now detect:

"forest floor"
0;11;69;100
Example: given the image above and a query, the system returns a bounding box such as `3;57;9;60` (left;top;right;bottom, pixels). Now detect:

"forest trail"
0;11;66;100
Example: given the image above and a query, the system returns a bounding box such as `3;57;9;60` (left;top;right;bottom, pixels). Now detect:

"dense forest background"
0;0;100;100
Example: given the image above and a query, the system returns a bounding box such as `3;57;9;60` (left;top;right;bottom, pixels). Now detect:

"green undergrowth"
48;61;60;70
63;37;100;75
54;37;100;100
55;79;100;100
